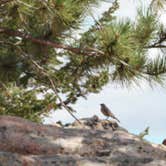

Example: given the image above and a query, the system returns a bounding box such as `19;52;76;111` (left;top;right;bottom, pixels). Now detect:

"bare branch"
0;27;101;57
15;46;82;124
145;45;166;49
0;0;13;5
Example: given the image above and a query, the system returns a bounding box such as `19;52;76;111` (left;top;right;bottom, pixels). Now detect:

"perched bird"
100;103;120;123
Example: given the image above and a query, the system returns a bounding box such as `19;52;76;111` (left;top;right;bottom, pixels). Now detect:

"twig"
0;0;13;5
145;45;166;49
19;50;82;124
0;27;99;57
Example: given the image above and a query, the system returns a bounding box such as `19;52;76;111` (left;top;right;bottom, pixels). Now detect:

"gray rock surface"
0;115;166;166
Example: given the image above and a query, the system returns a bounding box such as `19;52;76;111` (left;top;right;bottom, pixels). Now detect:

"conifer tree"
0;0;165;122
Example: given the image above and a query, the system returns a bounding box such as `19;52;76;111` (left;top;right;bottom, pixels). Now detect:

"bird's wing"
105;105;120;122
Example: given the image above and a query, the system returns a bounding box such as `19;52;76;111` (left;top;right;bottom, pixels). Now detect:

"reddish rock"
0;115;166;166
162;139;166;145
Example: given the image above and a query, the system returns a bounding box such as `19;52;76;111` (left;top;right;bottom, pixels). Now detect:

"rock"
162;139;166;146
69;115;120;131
0;115;166;166
53;121;64;128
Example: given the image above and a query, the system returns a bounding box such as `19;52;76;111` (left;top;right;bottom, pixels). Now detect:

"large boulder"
0;115;166;166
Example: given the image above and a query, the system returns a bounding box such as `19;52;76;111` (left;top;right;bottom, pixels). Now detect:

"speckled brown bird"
100;103;120;123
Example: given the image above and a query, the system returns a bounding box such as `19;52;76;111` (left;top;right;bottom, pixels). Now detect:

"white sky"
44;0;166;144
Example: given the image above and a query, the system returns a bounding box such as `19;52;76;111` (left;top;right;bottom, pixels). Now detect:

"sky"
44;0;166;144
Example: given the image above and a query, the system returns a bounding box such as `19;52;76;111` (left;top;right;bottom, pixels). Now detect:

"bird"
100;103;120;123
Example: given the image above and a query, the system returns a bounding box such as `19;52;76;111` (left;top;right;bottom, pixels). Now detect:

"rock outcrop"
0;115;166;166
162;139;166;146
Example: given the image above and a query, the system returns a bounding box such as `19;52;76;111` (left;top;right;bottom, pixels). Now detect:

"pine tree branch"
0;40;82;122
2;34;165;80
56;90;87;108
1;27;165;82
14;46;82;124
0;27;101;57
145;45;166;48
0;0;13;5
31;60;82;124
145;33;166;49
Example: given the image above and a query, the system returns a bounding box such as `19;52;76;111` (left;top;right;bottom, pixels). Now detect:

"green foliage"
0;84;57;122
0;0;166;122
150;0;166;11
144;56;166;84
134;8;157;47
84;70;109;93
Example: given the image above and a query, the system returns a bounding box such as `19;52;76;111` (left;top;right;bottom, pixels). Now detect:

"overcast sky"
44;0;166;144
